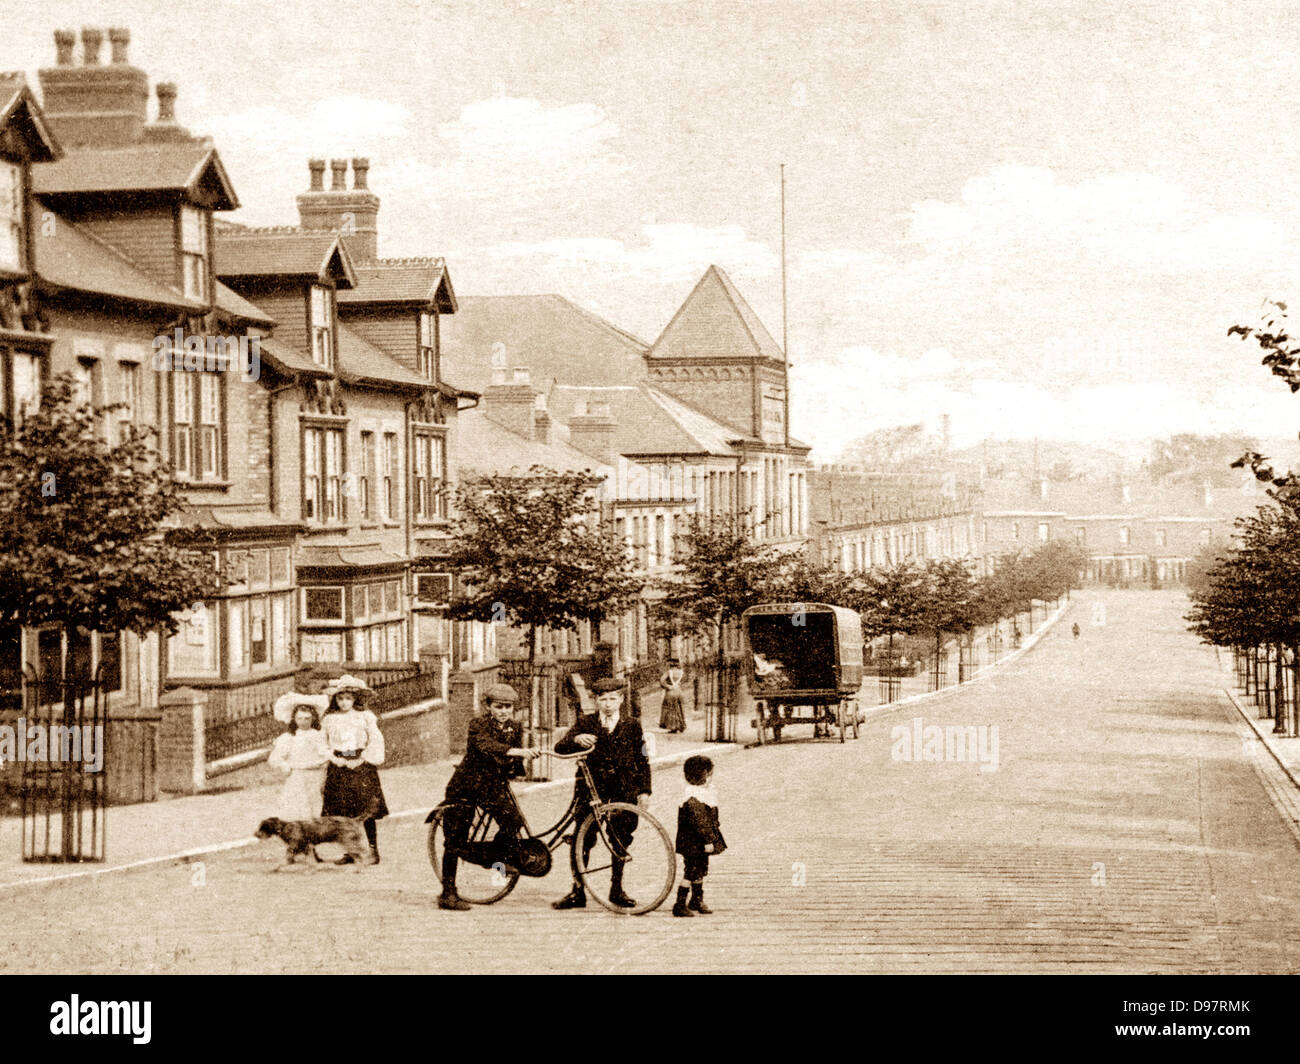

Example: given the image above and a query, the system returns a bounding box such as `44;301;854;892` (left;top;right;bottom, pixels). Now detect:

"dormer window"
419;311;436;379
180;206;209;301
0;162;24;273
311;285;335;370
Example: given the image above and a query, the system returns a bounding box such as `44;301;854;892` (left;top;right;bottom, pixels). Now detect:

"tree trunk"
1276;643;1287;735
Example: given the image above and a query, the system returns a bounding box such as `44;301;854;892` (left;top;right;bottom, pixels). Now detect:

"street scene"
1;0;1299;993
2;589;1299;974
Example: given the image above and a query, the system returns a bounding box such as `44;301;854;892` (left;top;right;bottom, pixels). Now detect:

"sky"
5;0;1300;460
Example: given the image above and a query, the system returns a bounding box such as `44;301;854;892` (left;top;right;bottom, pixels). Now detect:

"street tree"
445;466;643;665
0;374;223;689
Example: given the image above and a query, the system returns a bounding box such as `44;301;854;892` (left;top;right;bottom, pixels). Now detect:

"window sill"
176;478;233;491
302;523;350;533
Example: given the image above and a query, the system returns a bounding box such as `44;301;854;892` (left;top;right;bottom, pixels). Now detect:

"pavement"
6;588;1300;973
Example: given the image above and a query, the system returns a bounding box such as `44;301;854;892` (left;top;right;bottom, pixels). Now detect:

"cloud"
482;223;778;284
429;96;628;205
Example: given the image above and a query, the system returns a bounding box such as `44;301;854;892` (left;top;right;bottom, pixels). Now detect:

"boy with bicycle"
552;678;652;910
437;683;541;911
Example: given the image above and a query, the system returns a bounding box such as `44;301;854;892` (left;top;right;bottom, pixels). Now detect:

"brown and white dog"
255;811;375;869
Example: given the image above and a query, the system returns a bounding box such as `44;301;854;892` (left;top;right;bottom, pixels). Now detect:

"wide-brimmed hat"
327;674;373;698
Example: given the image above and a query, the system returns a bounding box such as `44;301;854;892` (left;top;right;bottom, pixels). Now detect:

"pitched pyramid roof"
647;265;785;364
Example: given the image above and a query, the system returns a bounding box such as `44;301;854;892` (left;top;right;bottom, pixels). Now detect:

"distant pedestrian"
659;658;687;733
269;696;331;821
673;755;726;917
1071;622;1080;639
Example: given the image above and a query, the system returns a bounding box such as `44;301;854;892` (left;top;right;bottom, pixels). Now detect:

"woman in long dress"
659;658;687;733
268;697;331;820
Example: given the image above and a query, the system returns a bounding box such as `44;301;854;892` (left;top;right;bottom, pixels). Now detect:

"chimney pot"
490;369;506;386
54;29;76;66
307;159;326;191
351;157;370;189
329;159;348;191
108;27;130;64
512;368;530;384
156;82;177;122
81;27;103;65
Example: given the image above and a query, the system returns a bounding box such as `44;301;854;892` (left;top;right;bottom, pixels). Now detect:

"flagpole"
781;162;790;450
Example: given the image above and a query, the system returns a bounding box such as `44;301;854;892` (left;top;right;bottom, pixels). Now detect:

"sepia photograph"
0;0;1294;1033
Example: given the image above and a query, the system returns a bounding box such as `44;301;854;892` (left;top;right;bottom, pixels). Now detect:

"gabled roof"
647;265;785;363
548;383;743;459
440;294;649;394
457;406;614;479
33;207;202;311
337;320;428;389
335;257;456;311
214;228;357;288
33;142;238;209
0;73;60;162
214;281;274;326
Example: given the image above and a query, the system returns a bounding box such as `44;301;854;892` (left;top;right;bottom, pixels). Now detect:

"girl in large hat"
318;675;389;863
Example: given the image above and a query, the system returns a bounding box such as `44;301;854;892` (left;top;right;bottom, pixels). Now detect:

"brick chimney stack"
39;27;149;147
483;369;538;440
297;158;381;262
568;402;617;464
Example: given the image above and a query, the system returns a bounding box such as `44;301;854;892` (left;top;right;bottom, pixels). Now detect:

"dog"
255;813;373;869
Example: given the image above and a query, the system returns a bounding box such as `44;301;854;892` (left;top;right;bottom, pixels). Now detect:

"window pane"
0;162;23;271
271;594;289;663
169;603;216;674
181;206;207;252
249;598;267;665
248;549;270;588
385;580;398;614
304;587;344;621
271;548;291;586
369;626;383;661
353;629;368;662
353;584;368;621
229;599;245;670
302;633;342;663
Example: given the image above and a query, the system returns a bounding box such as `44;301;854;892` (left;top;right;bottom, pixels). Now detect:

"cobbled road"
4;589;1299;974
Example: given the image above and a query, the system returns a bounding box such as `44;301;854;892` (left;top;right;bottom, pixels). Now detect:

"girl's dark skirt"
322;761;389;820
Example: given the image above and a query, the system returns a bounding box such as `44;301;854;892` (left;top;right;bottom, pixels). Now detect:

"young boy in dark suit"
674;754;726;917
552;677;652;910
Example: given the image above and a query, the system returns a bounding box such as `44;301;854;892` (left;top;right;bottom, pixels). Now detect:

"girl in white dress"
268;695;331;820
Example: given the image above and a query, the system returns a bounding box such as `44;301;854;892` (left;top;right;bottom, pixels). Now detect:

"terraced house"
0;29;478;799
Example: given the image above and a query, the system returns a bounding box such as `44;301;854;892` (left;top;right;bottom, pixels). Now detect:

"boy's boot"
438;852;471;911
672;886;694;917
552;881;587;909
608;860;636;908
688;882;712;914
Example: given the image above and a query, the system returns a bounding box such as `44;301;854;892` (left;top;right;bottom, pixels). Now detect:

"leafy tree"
915;558;980;688
445;466;643;664
653;512;783;651
766;553;852;607
1143;433;1259;486
1227;301;1300;500
845;561;930;671
0;375;222;676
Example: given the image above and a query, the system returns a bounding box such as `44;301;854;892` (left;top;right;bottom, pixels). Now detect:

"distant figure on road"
1072;622;1080;639
659;658;687;733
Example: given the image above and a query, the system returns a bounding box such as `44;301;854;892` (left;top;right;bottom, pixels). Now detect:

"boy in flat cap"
552;677;652;909
437;682;540;911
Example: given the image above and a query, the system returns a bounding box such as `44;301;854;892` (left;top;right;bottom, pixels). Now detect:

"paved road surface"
4;589;1299;973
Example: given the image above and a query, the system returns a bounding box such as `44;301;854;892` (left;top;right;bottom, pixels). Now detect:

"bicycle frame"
502;752;613;854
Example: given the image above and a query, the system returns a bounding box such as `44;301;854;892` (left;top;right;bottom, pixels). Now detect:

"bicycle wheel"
427;802;520;904
573;802;676;915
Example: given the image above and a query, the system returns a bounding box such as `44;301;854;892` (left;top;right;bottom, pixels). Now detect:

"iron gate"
20;663;107;863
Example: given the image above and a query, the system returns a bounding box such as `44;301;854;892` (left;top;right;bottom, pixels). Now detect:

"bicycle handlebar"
544;748;592;760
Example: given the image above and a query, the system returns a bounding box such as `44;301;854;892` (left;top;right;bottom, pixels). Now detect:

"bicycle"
425;749;676;915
